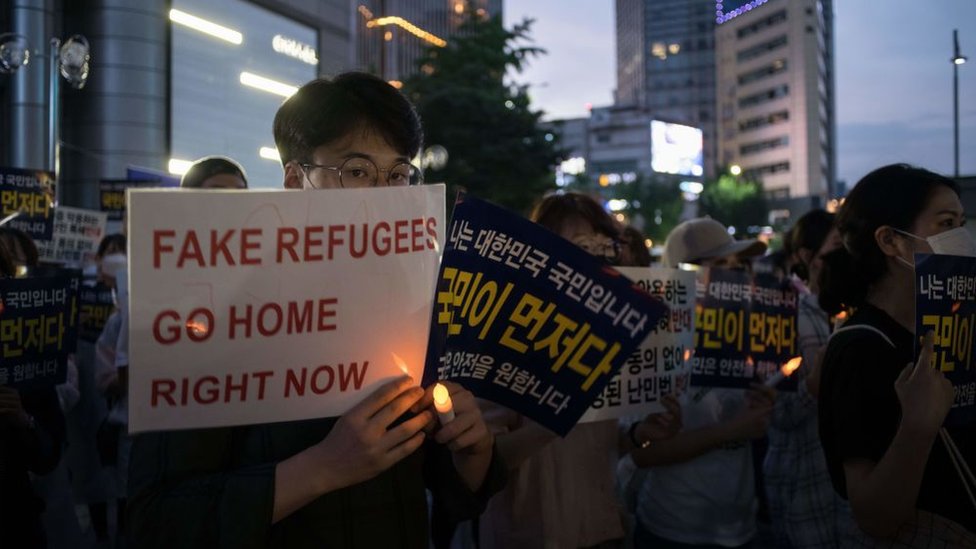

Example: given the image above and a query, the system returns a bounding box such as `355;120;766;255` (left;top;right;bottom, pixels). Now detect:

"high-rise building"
615;0;718;178
715;0;836;205
355;0;502;83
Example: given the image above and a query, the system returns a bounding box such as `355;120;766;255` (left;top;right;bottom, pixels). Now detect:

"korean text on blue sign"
0;166;56;241
915;254;976;426
100;179;162;222
691;268;799;390
0;274;80;389
80;283;115;343
423;196;668;436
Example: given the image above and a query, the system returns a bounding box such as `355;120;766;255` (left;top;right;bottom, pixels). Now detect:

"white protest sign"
36;206;108;266
127;186;445;433
579;267;694;422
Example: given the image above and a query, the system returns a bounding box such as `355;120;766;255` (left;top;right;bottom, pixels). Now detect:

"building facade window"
738;59;787;86
170;0;318;188
738;84;789;109
740;135;789;156
736;9;787;39
738;110;789;132
744;161;790;179
736;34;788;63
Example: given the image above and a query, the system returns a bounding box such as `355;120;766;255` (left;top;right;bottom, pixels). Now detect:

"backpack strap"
829;324;896;349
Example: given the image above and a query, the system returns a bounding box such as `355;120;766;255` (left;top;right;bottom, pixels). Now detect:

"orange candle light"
433;383;455;423
765;356;802;387
391;352;411;378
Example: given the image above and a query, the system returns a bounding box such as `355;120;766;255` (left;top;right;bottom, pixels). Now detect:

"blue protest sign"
0;273;81;389
100;179;161;222
125;166;181;188
423;196;668;436
0;166;56;241
691;268;799;390
915;254;976;426
79;282;116;343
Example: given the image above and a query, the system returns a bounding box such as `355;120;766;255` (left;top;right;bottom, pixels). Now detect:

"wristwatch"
628;422;651;449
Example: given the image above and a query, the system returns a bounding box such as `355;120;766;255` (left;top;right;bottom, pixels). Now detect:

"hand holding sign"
314;376;433;490
0;386;30;431
633;394;683;446
895;331;954;435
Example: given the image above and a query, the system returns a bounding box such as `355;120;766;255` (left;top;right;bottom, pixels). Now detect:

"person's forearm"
452;439;494;492
272;444;341;524
632;423;731;468
494;422;557;471
847;422;937;538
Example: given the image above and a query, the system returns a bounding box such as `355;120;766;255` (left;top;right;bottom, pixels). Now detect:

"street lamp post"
952;29;967;178
1;32;90;197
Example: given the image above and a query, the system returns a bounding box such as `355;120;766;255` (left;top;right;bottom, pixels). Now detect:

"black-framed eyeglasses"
299;157;423;188
574;235;622;265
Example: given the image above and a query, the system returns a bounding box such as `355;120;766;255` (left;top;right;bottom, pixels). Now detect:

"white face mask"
926;227;976;257
895;227;976;257
100;253;128;277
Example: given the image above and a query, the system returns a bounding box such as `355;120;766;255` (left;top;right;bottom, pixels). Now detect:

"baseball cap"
662;217;766;268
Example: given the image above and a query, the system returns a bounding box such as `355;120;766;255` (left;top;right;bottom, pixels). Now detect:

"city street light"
0;32;90;181
952;29;967;178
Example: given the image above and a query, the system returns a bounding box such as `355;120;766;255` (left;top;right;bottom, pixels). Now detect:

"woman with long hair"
817;164;975;545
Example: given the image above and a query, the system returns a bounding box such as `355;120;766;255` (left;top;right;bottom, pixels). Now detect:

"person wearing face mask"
629;218;776;549
93;234;132;544
64;233;126;545
763;210;853;548
818;164;976;545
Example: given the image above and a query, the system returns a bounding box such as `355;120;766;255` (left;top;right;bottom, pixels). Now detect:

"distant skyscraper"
714;0;836;203
355;0;502;83
615;0;718;178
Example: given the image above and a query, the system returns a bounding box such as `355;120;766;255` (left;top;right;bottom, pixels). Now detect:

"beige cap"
662;217;767;268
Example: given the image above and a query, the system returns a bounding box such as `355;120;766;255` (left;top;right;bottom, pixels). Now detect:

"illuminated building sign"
272;34;318;65
716;0;772;24
650;121;704;177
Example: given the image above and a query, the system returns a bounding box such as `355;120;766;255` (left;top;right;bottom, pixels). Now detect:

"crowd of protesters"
1;72;973;549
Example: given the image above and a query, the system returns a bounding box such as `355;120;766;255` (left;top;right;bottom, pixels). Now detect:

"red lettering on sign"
394;220;409;254
283;362;369;397
178;231;205;268
277;227;300;263
153;230;175;268
426;217;437;250
241;228;262;265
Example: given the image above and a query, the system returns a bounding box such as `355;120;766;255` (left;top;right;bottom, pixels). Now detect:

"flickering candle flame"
765;356;802;387
953;301;963;314
683;349;693;362
433;382;455;423
391;352;410;377
781;356;802;376
186;320;210;337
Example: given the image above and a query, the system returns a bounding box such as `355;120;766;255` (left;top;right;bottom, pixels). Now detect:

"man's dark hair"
273;72;423;164
180;156;248;188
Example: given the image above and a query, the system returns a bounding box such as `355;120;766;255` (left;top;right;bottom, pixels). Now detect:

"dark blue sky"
504;0;976;186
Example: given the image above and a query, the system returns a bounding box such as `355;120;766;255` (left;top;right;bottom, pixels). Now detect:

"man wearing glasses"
129;72;503;549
